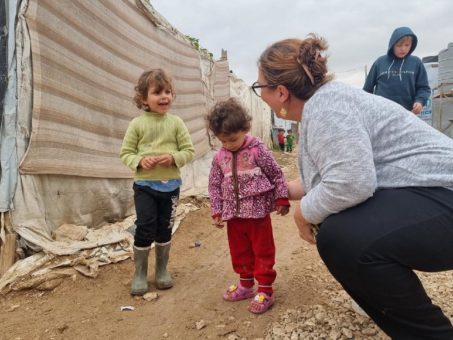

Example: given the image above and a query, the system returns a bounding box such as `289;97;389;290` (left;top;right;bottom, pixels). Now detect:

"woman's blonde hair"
258;34;333;101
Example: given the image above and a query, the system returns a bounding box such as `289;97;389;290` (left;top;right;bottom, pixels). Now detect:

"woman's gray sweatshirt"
298;81;453;224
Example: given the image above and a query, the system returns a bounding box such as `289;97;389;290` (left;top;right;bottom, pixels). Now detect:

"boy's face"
393;37;412;59
143;85;173;114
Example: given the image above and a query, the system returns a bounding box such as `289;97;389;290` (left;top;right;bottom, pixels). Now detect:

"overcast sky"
150;0;453;87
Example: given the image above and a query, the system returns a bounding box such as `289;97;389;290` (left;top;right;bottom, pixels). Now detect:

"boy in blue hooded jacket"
363;27;430;114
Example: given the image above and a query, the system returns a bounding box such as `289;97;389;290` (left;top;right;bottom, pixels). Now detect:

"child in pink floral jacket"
207;98;290;314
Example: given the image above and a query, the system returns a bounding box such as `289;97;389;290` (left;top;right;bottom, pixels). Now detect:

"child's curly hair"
206;98;252;136
133;69;174;111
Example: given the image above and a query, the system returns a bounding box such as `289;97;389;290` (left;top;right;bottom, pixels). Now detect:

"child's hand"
412;102;422;115
276;205;290;216
156;154;174;167
139;156;158;170
212;216;224;229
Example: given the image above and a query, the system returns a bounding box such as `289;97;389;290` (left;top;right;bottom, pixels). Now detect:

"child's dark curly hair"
206;98;252;136
133;69;174;111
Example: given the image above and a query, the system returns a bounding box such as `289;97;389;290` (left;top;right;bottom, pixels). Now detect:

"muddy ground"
2;151;451;340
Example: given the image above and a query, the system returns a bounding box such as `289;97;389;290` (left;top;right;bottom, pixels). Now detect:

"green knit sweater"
120;111;195;181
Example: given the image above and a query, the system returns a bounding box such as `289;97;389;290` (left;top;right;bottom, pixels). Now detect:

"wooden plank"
0;233;17;276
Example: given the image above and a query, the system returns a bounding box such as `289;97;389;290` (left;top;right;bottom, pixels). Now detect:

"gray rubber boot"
130;247;149;296
155;243;173;289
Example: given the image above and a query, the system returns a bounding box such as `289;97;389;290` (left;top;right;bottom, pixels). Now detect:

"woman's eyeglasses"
251;81;277;97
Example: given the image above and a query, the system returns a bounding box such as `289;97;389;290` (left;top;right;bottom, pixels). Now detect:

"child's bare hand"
139;156;158;170
412;102;422;114
212;216;224;228
276;205;290;216
156;154;174;167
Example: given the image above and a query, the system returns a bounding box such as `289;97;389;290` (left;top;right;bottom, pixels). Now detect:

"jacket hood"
387;27;417;57
222;135;259;153
241;135;259;150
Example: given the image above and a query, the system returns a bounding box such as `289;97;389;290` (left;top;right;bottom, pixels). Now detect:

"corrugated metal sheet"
439;43;453;85
19;0;211;178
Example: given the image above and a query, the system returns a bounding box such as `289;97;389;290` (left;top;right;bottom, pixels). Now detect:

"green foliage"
186;35;200;50
185;35;214;61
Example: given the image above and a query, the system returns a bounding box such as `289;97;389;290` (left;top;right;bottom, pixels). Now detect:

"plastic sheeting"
0;203;199;293
0;0;20;213
230;73;273;148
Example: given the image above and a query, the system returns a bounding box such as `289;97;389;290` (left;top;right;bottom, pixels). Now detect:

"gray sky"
151;0;453;87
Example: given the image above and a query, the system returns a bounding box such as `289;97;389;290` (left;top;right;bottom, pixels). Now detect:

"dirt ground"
1;151;381;340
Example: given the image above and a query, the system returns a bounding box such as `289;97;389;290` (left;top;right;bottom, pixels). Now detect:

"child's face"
217;130;248;152
393;37;412;59
143;85;173;114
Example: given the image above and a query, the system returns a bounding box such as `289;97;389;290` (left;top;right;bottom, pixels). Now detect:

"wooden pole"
0;212;17;276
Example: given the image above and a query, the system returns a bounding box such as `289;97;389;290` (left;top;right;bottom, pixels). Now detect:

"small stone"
314;312;325;323
341;327;353;338
227;334;239;340
189;240;202;248
7;304;20;312
57;324;69;333
143;292;158;301
271;326;286;337
290;332;299;340
362;327;378;336
328;329;341;340
196;319;207;330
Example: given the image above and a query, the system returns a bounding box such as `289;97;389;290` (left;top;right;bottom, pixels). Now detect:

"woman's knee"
316;213;366;269
316;219;345;265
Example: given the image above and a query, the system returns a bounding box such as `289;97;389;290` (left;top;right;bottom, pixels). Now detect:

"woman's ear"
276;84;290;104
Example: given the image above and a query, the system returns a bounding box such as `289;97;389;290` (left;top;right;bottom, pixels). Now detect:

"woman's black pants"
317;187;453;339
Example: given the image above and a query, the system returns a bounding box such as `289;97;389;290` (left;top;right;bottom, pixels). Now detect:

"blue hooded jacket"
363;27;430;111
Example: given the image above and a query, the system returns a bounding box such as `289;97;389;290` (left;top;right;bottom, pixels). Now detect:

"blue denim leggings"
317;187;453;339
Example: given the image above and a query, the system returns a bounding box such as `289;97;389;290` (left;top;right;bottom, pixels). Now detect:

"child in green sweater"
285;129;295;153
120;69;195;295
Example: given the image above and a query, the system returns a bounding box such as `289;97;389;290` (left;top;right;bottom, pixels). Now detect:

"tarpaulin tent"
0;0;272;288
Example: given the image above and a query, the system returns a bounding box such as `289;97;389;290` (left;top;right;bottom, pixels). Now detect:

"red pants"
227;215;276;294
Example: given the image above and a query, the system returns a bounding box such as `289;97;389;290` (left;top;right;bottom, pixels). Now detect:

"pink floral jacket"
208;135;289;220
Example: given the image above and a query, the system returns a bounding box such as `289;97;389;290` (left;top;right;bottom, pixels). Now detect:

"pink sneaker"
248;292;274;314
223;283;255;301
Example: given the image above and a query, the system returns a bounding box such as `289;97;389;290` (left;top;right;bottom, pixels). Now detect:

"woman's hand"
294;202;316;244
